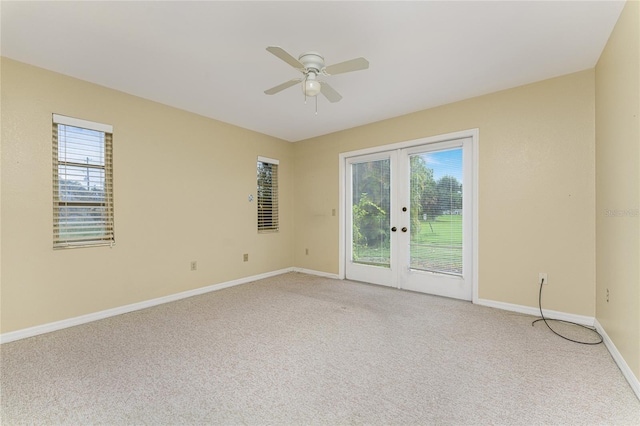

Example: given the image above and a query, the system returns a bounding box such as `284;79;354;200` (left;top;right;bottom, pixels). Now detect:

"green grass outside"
412;214;462;245
353;214;463;273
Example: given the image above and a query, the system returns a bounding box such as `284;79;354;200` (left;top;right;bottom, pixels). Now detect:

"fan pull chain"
315;95;318;115
303;75;308;104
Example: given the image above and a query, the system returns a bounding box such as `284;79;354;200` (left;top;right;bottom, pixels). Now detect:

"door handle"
391;226;397;232
401;227;408;232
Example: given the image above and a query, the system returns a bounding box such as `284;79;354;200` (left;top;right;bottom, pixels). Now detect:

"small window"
53;114;114;248
257;156;279;232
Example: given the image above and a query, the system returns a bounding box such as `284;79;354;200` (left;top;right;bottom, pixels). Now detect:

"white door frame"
338;129;480;303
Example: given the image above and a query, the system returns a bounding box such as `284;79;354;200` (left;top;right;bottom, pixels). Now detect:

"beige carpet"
1;272;639;425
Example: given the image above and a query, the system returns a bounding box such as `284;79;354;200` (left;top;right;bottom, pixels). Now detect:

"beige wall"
595;0;640;381
294;70;596;316
0;47;613;335
0;58;600;334
1;58;294;333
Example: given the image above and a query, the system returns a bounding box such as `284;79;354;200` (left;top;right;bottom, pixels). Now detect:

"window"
257;156;279;232
52;114;114;248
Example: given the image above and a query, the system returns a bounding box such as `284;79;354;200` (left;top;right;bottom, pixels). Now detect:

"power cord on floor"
532;278;603;345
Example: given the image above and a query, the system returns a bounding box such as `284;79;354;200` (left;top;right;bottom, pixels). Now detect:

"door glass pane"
352;159;391;267
409;148;463;275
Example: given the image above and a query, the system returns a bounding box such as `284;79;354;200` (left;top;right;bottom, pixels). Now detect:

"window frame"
257;156;279;233
52;114;115;249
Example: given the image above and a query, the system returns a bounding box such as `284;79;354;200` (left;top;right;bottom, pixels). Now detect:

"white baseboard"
475;298;595;326
292;267;341;280
476;298;639;402
0;267;295;344
594;319;640;401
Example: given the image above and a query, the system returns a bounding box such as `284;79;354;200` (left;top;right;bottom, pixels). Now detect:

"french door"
345;138;474;300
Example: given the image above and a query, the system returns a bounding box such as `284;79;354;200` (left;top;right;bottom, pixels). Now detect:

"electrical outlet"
243;253;249;262
190;261;197;271
305;248;309;255
539;273;548;285
606;288;609;303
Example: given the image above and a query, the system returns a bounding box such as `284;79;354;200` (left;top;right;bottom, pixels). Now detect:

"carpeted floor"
1;272;639;425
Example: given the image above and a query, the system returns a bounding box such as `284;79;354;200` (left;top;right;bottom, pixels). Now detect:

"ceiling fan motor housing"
298;52;325;73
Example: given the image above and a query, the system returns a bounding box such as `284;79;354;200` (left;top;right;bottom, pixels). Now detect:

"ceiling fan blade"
320;82;343;103
324;57;369;75
266;46;305;70
264;79;302;95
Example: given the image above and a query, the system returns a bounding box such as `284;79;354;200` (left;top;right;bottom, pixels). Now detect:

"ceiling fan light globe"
303;80;321;97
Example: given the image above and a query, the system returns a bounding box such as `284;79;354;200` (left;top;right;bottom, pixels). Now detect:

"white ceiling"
1;1;625;142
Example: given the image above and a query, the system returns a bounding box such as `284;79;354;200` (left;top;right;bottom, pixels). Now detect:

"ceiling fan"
264;46;369;103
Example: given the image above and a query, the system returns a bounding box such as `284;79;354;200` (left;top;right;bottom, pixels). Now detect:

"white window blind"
257;156;279;232
409;147;463;275
53;115;115;248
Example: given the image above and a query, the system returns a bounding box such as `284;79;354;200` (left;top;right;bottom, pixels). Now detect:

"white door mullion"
395;148;409;289
389;150;400;288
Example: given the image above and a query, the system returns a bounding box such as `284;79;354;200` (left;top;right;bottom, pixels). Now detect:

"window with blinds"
257;156;279;232
53;114;114;248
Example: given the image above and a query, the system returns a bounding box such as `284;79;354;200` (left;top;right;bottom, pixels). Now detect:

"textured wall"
0;58;602;335
294;70;596;316
1;58;295;333
595;0;640;381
